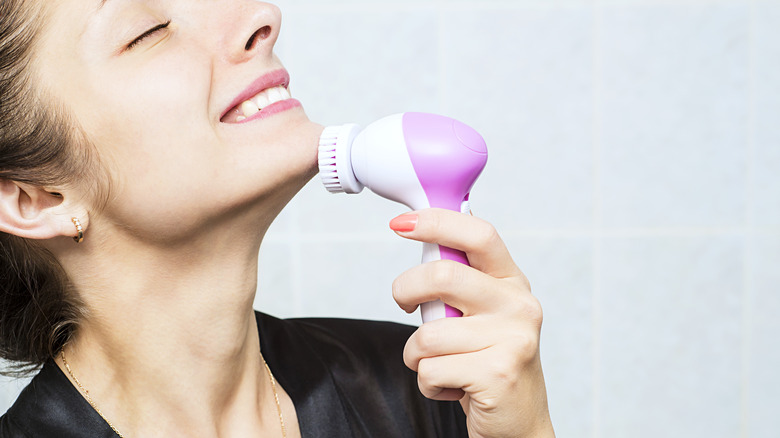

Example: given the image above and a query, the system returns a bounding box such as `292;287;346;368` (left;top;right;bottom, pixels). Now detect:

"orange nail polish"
389;214;418;232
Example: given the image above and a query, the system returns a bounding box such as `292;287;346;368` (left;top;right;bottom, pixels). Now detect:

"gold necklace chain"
60;349;286;438
60;349;125;438
262;355;287;438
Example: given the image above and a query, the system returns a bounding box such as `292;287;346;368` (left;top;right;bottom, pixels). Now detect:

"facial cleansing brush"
317;112;488;323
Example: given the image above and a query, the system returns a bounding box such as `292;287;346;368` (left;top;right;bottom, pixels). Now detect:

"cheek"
92;54;218;178
113;53;211;142
82;84;221;232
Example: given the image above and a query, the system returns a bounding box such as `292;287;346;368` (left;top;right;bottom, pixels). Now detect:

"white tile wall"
4;1;779;436
599;3;749;228
510;237;595;436
443;6;595;230
747;236;780;438
282;6;441;127
0;376;27;416
753;1;780;227
254;241;297;317
296;240;422;325
599;236;743;437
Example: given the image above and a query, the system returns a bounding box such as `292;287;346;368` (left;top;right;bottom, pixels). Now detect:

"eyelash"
127;20;172;50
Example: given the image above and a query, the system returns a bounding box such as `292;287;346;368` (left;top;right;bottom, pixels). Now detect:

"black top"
0;312;467;437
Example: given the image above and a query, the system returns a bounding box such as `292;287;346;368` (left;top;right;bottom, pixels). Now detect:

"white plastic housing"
349;114;430;211
421;243;447;321
318;114;469;323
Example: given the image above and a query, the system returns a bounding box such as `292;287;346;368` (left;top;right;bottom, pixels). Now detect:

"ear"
0;179;88;241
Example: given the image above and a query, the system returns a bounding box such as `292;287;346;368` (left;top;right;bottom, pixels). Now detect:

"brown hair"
1;0;103;376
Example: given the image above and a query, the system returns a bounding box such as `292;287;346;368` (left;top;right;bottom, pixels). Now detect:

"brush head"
318;124;364;194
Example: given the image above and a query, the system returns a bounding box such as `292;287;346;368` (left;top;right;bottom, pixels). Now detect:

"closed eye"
127;20;172;50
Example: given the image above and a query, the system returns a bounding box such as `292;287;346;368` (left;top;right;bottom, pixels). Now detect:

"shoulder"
258;311;417;340
256;312;416;372
1;368;49;438
256;312;468;437
286;316;415;352
0;411;31;438
0;362;114;438
1;368;50;438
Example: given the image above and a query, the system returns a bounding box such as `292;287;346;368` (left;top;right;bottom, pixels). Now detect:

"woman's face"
32;0;321;240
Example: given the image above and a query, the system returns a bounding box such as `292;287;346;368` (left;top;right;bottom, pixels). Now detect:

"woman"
0;0;554;437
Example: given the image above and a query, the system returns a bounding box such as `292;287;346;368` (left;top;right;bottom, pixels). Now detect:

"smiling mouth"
221;85;293;124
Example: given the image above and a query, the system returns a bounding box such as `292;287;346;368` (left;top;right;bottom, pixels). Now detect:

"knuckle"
414;325;441;356
519;295;544;327
514;332;541;363
507;293;544;328
417;357;434;376
428;260;461;291
416;358;442;388
473;220;500;248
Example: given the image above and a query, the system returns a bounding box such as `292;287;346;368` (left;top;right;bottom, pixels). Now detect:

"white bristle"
317;124;364;194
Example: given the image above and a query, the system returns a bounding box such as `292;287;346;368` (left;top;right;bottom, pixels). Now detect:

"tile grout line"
287;0;736;13
740;1;756;436
261;225;780;244
437;0;449;113
591;0;604;436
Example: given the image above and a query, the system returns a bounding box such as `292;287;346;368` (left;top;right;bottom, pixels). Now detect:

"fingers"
402;316;496;371
389;209;554;435
389;208;526;281
415;353;471;401
392;259;528;316
415;347;529;405
403;313;542;371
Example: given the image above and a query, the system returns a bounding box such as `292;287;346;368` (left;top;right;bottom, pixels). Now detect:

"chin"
255;141;321;213
227;111;324;215
287;117;324;183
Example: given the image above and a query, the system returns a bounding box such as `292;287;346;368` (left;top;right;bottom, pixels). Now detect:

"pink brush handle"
439;245;468;317
401;112;486;323
420;243;469;322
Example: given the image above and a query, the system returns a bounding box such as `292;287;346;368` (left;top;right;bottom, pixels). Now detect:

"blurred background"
3;0;779;437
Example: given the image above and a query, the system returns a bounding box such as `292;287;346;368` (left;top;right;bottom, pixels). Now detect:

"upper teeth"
237;85;291;119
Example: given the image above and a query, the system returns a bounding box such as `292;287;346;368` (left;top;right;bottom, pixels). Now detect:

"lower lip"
236;99;302;124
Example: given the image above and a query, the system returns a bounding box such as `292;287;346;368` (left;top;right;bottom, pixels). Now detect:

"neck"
55;211;285;437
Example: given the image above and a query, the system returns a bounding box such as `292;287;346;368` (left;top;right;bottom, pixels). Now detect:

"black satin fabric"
1;312;467;437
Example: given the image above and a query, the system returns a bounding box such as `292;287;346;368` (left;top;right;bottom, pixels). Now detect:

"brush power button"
453;120;487;154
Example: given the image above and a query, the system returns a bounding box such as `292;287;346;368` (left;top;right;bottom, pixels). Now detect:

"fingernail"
389;214;418;232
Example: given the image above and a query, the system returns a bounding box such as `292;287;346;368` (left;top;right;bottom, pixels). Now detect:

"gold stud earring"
71;217;84;243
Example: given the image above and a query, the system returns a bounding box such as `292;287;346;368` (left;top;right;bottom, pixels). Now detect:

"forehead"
33;0;118;68
26;0;108;132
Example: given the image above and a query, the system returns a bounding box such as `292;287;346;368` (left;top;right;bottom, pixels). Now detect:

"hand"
390;208;555;438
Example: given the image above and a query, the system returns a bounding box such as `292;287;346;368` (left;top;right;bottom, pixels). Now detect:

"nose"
225;2;281;63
